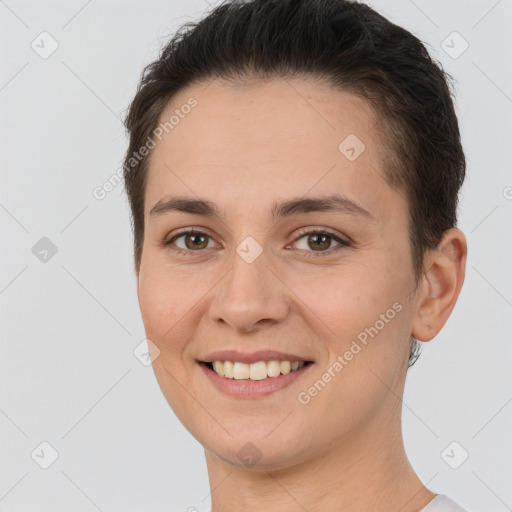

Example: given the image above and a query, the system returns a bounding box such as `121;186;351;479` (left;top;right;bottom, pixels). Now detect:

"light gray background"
1;0;511;511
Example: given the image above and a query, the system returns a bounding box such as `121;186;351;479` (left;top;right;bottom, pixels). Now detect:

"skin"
136;77;467;512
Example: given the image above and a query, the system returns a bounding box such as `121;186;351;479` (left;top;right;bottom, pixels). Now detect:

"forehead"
156;77;379;158
144;77;403;223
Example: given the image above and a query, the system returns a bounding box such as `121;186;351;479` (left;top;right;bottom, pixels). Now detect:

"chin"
204;435;312;472
201;415;323;466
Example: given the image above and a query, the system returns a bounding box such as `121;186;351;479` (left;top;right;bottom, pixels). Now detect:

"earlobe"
411;228;467;342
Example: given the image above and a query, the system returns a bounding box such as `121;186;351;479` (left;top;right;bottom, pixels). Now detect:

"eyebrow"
149;193;373;220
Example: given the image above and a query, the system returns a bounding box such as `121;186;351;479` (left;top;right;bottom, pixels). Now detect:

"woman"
122;1;468;510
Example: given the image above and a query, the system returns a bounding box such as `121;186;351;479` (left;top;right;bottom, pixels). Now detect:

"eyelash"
161;227;351;257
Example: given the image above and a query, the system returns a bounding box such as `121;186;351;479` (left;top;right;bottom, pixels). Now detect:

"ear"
411;228;467;342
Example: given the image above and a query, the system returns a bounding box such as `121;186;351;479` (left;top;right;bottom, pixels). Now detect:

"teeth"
267;360;281;377
223;360;234;379
213;361;224;377
249;361;268;380
233;361;250;379
280;361;291;374
209;360;306;380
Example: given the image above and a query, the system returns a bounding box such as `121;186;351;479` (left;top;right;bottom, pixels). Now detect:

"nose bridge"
209;241;289;331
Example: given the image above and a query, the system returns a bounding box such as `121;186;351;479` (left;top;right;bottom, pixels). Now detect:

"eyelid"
286;227;350;256
164;226;214;241
162;226;220;251
290;226;350;246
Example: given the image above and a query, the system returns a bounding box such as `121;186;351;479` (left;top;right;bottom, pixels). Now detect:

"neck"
204;401;435;512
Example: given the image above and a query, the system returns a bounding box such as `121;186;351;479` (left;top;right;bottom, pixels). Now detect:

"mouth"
198;358;315;398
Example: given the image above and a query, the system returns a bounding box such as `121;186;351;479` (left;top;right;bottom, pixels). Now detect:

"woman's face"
137;78;420;468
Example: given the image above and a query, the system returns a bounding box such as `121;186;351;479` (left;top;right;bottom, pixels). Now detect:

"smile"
199;359;314;398
208;360;307;380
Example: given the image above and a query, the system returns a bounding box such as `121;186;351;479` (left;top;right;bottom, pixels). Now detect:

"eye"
162;229;217;255
290;228;350;256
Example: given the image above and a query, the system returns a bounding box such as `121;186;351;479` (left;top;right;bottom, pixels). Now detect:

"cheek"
295;270;409;433
294;260;409;382
137;263;200;412
137;254;226;364
137;260;195;352
296;263;397;338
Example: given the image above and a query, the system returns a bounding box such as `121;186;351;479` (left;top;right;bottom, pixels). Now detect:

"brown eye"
164;230;216;254
183;232;209;250
307;233;333;251
293;229;348;254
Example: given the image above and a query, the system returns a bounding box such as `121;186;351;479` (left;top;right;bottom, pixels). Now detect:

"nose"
208;246;290;333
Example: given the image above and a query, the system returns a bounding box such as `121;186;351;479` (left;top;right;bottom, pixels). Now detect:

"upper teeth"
211;360;305;380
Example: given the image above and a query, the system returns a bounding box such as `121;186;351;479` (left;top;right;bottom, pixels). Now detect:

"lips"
199;349;313;365
196;349;316;397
